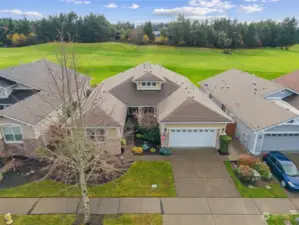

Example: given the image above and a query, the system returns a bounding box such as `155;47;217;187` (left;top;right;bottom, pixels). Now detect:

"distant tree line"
0;12;298;50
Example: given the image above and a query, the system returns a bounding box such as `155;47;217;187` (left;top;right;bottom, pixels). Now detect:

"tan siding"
107;128;119;139
0;116;36;139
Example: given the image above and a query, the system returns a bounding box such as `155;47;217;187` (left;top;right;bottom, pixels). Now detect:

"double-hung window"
86;128;106;142
2;125;23;143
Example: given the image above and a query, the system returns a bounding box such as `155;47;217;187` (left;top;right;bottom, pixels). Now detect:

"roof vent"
253;82;256;85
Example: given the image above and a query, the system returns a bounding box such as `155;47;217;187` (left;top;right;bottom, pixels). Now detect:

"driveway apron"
170;149;240;198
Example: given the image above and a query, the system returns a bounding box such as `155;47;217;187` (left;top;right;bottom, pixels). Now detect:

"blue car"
263;151;299;191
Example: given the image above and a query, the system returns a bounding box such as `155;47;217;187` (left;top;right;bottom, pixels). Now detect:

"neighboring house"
200;69;299;155
274;70;299;118
0;60;91;156
83;62;232;155
153;31;161;38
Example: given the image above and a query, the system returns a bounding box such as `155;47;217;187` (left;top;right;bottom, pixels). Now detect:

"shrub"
251;161;272;181
135;133;143;139
0;173;3;182
142;144;150;151
139;126;160;144
121;138;127;146
237;154;258;166
150;148;156;153
132;146;143;154
235;165;255;184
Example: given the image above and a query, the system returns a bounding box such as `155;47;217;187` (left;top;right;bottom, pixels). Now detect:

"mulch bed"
134;137;160;155
0;157;47;189
0;156;133;189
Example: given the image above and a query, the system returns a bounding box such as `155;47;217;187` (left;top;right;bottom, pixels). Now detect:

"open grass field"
0;42;299;84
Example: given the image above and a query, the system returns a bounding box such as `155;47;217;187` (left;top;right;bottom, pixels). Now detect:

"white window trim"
85;128;107;143
1;124;24;144
138;81;160;90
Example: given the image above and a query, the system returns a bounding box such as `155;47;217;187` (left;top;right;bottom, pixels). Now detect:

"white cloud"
189;0;235;10
244;0;279;2
153;7;220;17
105;3;118;8
0;9;43;17
153;0;234;18
238;4;263;13
129;4;140;9
61;0;90;4
261;0;279;2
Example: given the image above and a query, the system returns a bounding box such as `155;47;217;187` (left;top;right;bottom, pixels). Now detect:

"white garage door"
261;133;299;152
169;128;217;148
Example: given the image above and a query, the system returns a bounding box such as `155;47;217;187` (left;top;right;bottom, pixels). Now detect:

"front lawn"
224;161;288;198
267;214;299;225
103;214;162;225
0;161;176;197
0;215;75;225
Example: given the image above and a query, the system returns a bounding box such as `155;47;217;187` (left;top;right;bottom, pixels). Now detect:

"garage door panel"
262;133;299;151
169;129;217;148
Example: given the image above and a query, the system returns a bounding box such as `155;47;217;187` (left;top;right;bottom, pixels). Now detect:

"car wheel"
281;180;286;188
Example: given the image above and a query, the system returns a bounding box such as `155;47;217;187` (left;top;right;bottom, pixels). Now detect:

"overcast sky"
0;0;296;24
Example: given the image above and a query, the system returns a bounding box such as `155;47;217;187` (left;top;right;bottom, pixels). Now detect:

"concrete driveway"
170;149;240;198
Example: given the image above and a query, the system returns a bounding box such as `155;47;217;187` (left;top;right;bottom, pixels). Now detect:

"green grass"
0;215;76;225
224;161;288;198
0;214;162;225
103;214;162;225
0;161;176;197
267;214;299;225
1;42;299;85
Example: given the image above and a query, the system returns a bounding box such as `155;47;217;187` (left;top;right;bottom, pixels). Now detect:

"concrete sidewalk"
1;197;299;225
2;197;299;215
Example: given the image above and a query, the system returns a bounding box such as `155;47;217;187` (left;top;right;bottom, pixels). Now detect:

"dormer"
133;63;165;91
0;77;16;99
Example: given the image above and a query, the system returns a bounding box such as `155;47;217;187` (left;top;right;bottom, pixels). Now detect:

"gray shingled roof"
132;63;165;82
110;77;179;106
274;70;299;93
82;92;127;127
157;87;232;123
99;63;232;124
0;60;90;125
200;69;298;130
284;95;299;110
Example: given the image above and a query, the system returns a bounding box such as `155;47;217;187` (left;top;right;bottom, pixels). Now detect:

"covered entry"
169;128;217;148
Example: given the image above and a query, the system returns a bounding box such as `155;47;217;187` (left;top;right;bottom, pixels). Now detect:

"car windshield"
282;162;299;176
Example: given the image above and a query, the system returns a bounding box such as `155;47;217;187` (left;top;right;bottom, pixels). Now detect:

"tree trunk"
79;165;91;225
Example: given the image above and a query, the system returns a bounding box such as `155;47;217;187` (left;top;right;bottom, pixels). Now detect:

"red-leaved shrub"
237;154;258;166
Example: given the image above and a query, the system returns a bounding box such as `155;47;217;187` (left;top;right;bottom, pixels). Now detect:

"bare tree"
133;107;158;128
33;39;129;225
